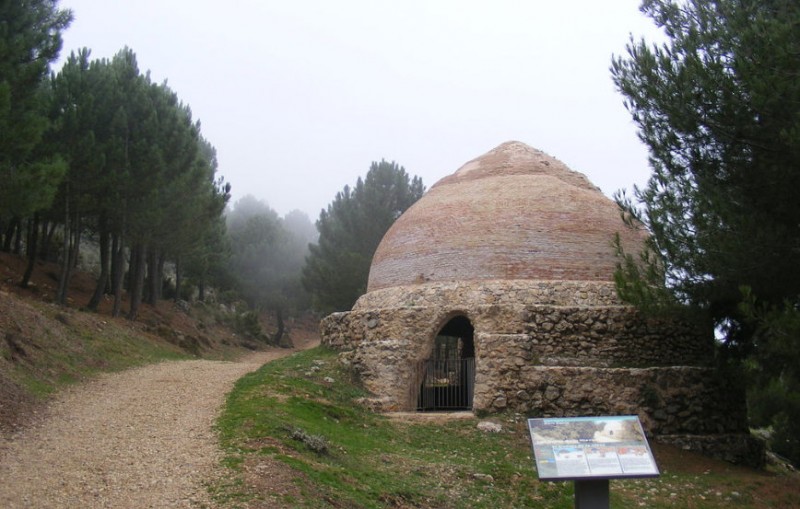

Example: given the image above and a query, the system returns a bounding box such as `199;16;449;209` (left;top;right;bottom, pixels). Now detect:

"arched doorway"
417;316;475;411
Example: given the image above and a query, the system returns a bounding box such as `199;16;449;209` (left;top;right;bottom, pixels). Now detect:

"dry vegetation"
0;251;312;436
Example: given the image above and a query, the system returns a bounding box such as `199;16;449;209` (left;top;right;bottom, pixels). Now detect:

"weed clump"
290;427;329;455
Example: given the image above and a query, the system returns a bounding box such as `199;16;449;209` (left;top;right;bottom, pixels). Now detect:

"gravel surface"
0;350;292;508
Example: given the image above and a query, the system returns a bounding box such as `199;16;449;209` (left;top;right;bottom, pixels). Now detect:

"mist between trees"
1;1;425;347
223;156;424;343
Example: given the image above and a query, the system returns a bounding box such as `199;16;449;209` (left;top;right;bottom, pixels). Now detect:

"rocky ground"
0;251;319;507
0;338;318;508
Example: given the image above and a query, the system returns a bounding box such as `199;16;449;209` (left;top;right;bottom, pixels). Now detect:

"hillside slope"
0;349;306;508
0;252;306;435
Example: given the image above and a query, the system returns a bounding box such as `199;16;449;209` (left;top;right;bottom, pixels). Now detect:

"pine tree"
611;0;800;464
225;197;313;345
303;160;424;312
0;0;72;249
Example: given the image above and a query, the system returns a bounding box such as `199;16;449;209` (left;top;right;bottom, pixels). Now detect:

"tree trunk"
2;221;9;252
11;217;23;254
111;233;126;318
174;256;182;302
56;189;72;305
20;213;40;288
3;217;20;252
145;248;159;306
56;194;83;305
41;219;57;262
70;213;81;270
87;222;110;311
274;306;292;348
126;246;134;293
156;252;166;302
127;243;146;320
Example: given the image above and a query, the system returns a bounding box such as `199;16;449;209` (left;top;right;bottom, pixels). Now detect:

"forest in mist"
0;1;425;345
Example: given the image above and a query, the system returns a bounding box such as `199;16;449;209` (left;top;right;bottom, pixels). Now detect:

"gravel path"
0;349;297;508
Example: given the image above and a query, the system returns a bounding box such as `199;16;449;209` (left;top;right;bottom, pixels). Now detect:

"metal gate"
416;357;475;411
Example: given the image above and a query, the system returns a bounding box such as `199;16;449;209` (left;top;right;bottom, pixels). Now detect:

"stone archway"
417;315;475;411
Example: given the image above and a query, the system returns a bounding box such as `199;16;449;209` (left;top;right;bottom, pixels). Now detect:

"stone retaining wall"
473;363;747;436
321;304;712;371
524;307;712;367
655;434;765;468
321;302;761;465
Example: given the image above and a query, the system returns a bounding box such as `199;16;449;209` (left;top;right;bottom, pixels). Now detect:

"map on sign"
528;415;659;480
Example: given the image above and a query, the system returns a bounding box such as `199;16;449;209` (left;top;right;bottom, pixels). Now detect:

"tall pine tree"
0;0;71;251
303;160;424;313
611;0;800;464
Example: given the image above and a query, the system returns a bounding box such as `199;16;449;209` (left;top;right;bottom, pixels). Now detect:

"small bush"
771;411;800;466
233;311;266;341
290;427;329;455
749;378;800;467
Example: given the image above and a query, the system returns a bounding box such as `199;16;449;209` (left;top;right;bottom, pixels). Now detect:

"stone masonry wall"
473;362;759;465
320;275;733;440
321;308;443;411
353;280;625;310
525;306;713;367
324;311;738;431
322;309;760;465
321;303;712;372
472;360;747;436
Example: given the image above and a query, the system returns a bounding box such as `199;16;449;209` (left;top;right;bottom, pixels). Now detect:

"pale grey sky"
57;0;662;219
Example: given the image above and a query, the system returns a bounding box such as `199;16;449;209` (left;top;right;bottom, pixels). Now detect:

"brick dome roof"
366;141;647;292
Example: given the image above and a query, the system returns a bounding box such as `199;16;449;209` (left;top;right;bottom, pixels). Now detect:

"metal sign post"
527;416;659;508
574;479;609;509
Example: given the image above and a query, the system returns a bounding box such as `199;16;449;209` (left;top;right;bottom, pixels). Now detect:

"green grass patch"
214;346;800;509
215;347;572;508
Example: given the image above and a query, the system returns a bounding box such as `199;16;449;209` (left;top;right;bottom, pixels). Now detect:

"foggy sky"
57;0;663;219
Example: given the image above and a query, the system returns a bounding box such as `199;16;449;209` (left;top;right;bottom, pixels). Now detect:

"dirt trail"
0;342;316;508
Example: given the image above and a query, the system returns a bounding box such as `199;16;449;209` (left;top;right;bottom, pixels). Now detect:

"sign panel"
528;415;659;481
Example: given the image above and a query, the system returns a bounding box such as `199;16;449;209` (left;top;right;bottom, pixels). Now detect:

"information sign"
528;415;659;481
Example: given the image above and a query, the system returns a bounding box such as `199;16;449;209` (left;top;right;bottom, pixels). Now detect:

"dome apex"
366;142;646;293
434;141;599;192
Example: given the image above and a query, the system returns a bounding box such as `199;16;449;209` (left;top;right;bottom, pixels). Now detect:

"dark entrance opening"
417;316;475;411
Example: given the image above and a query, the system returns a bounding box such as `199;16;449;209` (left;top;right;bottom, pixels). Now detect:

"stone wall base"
655;433;766;469
321;294;760;467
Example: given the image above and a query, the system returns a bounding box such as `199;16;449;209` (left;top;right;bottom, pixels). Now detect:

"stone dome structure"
321;142;763;467
368;141;646;291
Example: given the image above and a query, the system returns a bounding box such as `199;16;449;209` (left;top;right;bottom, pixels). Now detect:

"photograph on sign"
528;415;659;480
